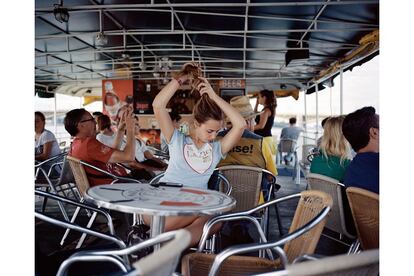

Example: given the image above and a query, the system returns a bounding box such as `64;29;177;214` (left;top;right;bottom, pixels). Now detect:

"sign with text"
219;79;246;89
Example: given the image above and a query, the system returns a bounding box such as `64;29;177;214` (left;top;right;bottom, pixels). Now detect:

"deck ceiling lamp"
96;10;108;47
53;1;69;23
96;32;108;46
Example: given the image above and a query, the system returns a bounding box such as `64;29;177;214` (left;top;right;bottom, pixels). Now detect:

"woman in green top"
310;116;352;182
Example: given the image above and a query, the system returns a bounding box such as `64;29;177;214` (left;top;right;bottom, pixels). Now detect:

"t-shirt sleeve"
39;131;56;145
216;140;226;160
96;134;104;144
141;140;148;152
87;138;115;163
262;139;278;176
168;129;181;147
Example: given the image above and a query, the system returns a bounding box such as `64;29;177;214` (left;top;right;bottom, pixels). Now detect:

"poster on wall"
102;79;133;123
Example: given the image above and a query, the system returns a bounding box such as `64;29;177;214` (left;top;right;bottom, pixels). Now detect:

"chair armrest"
207;206;331;276
197;215;273;260
217;172;232;196
79;160;142;184
292;253;326;263
57;230;185;276
35;152;66;168
35;189;116;235
56;255;129;276
197;193;302;253
48;161;64;177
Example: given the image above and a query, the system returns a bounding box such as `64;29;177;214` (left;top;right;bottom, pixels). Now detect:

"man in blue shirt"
342;106;379;194
279;117;302;165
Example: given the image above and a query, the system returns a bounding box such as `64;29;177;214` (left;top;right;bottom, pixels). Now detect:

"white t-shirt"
97;133;148;162
35;129;61;158
160;129;225;189
96;133;116;147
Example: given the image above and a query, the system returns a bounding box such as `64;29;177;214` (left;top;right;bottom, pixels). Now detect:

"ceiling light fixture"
95;10;107;47
53;1;69;23
96;32;108;46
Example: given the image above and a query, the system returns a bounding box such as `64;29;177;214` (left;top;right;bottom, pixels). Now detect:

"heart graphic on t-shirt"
183;143;213;174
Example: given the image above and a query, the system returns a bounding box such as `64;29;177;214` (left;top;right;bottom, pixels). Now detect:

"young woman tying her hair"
149;63;246;246
254;89;277;154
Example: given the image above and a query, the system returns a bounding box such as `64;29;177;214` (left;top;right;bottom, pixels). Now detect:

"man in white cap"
216;96;278;202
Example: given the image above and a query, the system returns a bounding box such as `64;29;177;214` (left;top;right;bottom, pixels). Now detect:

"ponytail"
193;94;224;124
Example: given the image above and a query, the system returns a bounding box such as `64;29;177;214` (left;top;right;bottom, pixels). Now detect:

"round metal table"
86;183;236;238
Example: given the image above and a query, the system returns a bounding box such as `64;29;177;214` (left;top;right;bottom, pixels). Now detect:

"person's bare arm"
254;109;270;130
144;151;168;167
35;141;54;161
254;96;260;113
196;77;246;155
111;120;126;150
108;107;136;163
153;66;192;143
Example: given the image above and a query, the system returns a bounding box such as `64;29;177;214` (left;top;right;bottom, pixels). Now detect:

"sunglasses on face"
79;118;96;123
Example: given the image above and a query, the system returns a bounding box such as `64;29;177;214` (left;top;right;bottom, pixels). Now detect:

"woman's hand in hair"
176;62;197;83
197;77;217;99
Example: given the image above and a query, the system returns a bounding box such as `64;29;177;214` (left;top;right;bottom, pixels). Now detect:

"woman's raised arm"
197;77;246;155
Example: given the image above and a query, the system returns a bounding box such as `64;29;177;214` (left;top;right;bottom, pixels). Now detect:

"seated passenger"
97;114;167;181
64;107;136;186
310;116;351;182
150;62;245;246
279;117;302;165
35;111;61;161
217;95;278;201
342;106;379;194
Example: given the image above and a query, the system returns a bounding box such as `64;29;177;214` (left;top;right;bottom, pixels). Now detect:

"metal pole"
315;83;319;142
303;90;308;145
340;68;343;115
54;94;57;135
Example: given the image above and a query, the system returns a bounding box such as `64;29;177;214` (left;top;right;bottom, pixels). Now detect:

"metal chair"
56;229;191;276
216;165;283;237
251;249;379;276
346;187;379;250
62;156;141;248
183;190;333;276
306;173;358;253
35;153;70;221
35;189;125;249
37;155;79;214
277;139;300;183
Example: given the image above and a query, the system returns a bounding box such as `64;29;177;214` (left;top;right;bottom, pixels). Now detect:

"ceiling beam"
89;0;159;61
35;45;355;57
35;27;378;40
243;1;249;79
165;0;205;67
35;1;379;12
35;7;379;28
298;0;331;45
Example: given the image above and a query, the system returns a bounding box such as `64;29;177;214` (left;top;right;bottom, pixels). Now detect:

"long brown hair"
193;94;224;124
260;89;277;117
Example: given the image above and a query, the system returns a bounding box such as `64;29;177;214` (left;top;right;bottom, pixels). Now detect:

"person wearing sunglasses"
64;106;136;187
